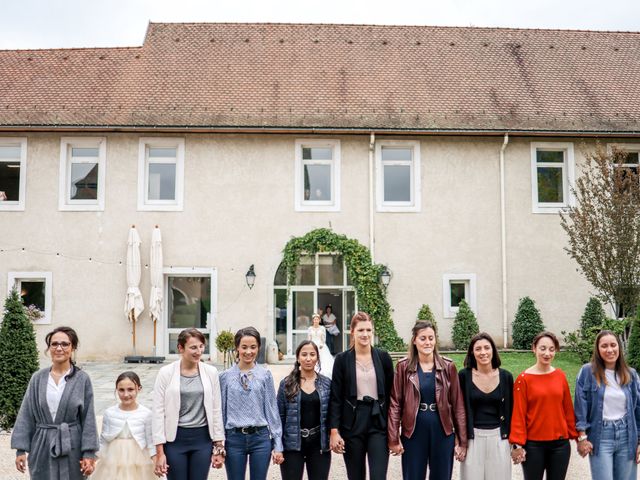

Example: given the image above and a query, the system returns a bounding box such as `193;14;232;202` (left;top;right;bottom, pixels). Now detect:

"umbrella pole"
153;318;157;356
131;310;137;354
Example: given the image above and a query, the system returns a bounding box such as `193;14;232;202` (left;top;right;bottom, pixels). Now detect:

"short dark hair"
177;328;206;348
532;331;560;350
464;332;501;369
115;371;142;389
234;326;261;349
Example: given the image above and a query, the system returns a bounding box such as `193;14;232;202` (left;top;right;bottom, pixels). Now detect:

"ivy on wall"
282;228;405;351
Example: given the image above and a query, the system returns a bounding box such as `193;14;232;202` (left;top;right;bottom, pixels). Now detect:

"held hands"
79;458;96;476
454;445;467;462
211;454;225;469
511;446;526;465
272;451;284;465
389;443;404;456
154;452;169;477
636;444;640;464
15;454;27;473
577;439;593;458
330;431;346;454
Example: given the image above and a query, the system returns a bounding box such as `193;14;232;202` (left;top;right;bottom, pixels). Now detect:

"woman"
329;311;394;480
574;330;640;480
510;331;577;480
220;327;283;480
388;320;467;480
308;313;334;378
277;340;332;480
152;328;225;480
458;332;513;480
322;305;338;354
12;326;98;479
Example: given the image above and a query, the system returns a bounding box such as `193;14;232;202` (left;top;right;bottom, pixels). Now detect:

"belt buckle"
300;428;310;438
241;427;251;434
429;403;436;412
419;403;428;411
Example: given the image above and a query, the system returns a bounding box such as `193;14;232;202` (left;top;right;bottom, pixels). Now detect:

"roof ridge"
0;45;143;53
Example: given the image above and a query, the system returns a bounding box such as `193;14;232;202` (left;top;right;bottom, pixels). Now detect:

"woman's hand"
154;452;169;477
577;439;593;457
511;446;526;464
272;451;284;465
635;444;640;464
389;442;404;456
330;430;345;454
454;445;467;462
15;454;27;473
79;458;95;476
212;453;225;469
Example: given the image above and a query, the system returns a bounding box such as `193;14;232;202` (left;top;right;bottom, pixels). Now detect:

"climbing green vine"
282;228;405;351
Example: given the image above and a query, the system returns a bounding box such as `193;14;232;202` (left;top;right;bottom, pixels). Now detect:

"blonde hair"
349;311;373;348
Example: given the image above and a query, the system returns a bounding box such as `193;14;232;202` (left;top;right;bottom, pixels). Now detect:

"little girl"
92;371;156;480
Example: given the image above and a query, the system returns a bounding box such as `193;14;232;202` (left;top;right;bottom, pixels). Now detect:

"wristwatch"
511;444;522;450
577;434;588;442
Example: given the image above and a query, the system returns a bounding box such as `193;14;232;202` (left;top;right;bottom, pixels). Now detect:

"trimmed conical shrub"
451;299;479;350
580;297;606;335
0;289;39;430
512;297;545;349
417;304;436;327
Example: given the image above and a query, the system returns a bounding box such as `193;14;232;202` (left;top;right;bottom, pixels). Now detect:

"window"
0;138;27;211
294;139;340;211
59;137;106;211
7;272;53;324
608;144;640;185
376;140;421;212
530;142;575;213
442;273;476;318
138;138;185;211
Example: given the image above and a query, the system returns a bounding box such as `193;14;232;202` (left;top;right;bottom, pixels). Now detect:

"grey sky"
1;0;640;50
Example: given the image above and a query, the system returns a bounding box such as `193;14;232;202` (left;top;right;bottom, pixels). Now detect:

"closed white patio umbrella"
125;225;144;353
149;225;163;356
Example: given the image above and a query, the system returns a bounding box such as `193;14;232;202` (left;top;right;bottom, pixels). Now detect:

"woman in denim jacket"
574;330;640;480
277;340;332;480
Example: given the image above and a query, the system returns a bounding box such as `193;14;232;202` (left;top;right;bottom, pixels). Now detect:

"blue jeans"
590;418;638;480
164;426;212;480
224;428;272;480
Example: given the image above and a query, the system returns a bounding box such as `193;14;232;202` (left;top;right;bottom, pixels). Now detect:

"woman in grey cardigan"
11;326;98;479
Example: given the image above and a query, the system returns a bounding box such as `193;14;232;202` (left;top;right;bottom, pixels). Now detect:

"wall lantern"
380;266;391;290
245;264;256;289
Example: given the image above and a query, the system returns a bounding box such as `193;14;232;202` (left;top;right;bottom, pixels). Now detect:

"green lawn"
444;351;584;396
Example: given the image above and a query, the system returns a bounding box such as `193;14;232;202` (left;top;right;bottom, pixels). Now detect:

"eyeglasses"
50;341;71;350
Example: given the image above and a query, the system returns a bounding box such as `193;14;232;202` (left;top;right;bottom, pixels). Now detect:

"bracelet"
577;434;588;442
212;445;226;456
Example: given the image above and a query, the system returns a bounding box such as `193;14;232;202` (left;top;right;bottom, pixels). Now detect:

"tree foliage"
451;300;479;350
580;297;607;333
282;228;405;351
417;304;436;327
627;309;640;371
560;146;640;318
0;289;39;430
512;297;545;349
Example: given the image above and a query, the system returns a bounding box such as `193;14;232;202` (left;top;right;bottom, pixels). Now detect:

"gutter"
499;133;510;348
369;132;376;261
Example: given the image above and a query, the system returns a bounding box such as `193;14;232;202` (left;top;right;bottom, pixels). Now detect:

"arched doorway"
273;253;357;358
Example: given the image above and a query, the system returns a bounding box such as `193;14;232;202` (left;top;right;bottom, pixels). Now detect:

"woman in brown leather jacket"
388;321;467;480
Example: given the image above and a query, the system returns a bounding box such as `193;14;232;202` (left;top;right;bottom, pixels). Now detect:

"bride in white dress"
307;314;334;378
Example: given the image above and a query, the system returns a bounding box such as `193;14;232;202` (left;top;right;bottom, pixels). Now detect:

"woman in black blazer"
328;312;394;480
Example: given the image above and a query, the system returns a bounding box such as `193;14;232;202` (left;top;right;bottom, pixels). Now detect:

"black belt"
232;426;268;435
300;425;321;438
419;402;437;412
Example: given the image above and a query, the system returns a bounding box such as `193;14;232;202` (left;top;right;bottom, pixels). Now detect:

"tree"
627;308;640;371
451;300;479;350
580;297;607;334
417;304;436;327
560;145;640;323
512;297;545;349
0;289;39;430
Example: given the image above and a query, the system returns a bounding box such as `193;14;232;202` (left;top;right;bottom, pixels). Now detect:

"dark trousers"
342;403;389;480
401;410;454;480
164;426;212;480
280;436;331;480
521;439;571;480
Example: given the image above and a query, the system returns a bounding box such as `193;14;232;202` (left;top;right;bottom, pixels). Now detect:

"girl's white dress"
92;405;156;480
308;325;334;379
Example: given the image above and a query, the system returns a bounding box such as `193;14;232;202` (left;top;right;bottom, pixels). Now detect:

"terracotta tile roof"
2;23;640;133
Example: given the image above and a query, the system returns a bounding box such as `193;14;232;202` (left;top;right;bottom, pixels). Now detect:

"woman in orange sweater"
509;331;577;480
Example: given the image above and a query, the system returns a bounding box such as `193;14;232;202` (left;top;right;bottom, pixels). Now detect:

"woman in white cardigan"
152;328;225;480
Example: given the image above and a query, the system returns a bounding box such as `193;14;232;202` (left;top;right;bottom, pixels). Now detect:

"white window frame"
376;140;421;212
442;273;476;319
608;143;640;169
137;138;185;211
0;137;27;211
294;139;341;212
7;271;53;325
530;142;575;214
58;137;106;211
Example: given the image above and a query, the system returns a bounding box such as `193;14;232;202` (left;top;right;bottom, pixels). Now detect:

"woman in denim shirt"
277;340;332;480
574;330;640;480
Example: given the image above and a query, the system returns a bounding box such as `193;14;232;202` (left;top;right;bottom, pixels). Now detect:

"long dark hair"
591;330;631;386
464;332;501;369
283;340;320;401
234;326;261;361
407;321;439;371
45;326;80;379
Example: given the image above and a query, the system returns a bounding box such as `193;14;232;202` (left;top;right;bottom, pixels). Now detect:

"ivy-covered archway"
282;228;405;351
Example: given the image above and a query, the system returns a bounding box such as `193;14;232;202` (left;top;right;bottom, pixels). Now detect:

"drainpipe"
369;132;376;262
500;133;510;348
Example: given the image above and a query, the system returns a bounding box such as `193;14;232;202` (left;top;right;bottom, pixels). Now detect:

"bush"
451;300;479;350
627;310;640;371
215;330;235;368
512;297;545;349
0;289;39;430
417;304;436;328
580;297;607;334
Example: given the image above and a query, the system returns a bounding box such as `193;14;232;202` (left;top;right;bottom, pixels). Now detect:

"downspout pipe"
500;133;510;348
369;132;376;262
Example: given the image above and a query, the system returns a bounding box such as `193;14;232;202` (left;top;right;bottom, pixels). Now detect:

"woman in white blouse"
308;314;334;378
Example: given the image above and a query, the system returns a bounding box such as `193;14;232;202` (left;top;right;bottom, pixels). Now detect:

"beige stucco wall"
0;132;613;360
